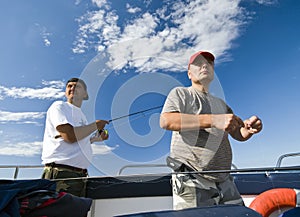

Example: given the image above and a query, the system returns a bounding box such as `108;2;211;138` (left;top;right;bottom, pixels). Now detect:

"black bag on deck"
18;190;92;217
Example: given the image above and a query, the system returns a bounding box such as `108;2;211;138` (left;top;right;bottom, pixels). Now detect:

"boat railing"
118;163;239;175
0;165;43;179
1;152;299;179
118;164;169;175
118;152;300;175
276;152;300;167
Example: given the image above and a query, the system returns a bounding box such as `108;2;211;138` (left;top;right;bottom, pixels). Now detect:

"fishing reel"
98;129;108;135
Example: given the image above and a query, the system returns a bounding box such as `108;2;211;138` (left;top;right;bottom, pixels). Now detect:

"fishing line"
103;105;163;134
108;105;163;123
106;113;148;130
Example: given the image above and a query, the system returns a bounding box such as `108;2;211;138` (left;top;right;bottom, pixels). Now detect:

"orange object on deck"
249;188;297;217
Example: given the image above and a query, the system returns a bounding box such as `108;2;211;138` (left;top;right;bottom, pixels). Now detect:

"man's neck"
67;98;82;108
192;82;209;93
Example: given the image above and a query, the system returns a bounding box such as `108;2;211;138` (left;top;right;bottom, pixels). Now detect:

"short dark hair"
66;78;89;100
67;78;87;90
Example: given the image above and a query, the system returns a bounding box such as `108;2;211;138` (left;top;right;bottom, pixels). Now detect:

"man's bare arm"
56;120;109;143
160;112;244;132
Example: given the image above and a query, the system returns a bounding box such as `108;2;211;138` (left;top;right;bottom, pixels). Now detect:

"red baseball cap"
188;51;215;68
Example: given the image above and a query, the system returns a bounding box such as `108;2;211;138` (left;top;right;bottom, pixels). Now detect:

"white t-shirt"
42;101;93;169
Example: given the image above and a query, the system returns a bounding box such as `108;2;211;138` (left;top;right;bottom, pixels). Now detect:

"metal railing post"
14;166;19;179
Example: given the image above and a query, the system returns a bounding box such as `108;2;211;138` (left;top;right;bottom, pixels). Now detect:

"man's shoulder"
172;86;189;91
51;100;65;106
48;101;67;110
169;86;191;95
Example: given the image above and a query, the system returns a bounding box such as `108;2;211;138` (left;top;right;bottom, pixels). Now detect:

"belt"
45;162;87;174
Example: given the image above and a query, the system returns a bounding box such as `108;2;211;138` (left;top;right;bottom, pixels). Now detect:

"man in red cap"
160;51;262;210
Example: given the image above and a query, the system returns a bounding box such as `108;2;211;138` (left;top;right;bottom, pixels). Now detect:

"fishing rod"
55;105;163;138
108;105;163;123
96;105;163;135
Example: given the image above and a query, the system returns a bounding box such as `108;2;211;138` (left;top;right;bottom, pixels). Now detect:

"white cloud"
0;80;65;100
0;110;45;124
0;141;118;157
41;80;65;88
92;0;108;8
126;3;142;14
0;80;63;124
73;0;250;72
44;38;51;47
0;141;42;156
41;27;52;47
31;23;52;47
73;10;120;53
122;12;159;39
75;0;81;5
256;0;278;5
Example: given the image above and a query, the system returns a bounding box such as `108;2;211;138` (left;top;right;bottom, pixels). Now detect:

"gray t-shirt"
162;86;233;182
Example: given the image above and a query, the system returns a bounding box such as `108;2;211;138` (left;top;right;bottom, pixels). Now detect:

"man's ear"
83;94;89;100
187;69;192;79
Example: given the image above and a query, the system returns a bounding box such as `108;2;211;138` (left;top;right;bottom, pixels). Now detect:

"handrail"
118;164;169;175
0;165;44;179
1;158;300;179
118;163;239;175
276;152;300;167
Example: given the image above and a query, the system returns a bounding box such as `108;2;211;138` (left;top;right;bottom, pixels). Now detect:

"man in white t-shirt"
160;51;263;209
41;78;109;197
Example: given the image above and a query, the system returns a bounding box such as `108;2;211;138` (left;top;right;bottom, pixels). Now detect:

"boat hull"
86;169;300;217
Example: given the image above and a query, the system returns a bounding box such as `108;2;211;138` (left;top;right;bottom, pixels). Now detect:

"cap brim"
189;51;215;66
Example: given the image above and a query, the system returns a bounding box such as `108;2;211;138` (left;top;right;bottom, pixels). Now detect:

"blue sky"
0;0;299;179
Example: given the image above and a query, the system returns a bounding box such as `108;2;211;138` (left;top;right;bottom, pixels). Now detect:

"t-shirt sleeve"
216;98;234;115
162;87;186;113
48;102;71;128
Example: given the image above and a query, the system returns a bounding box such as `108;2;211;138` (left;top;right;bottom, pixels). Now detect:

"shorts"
42;165;88;197
172;173;244;210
